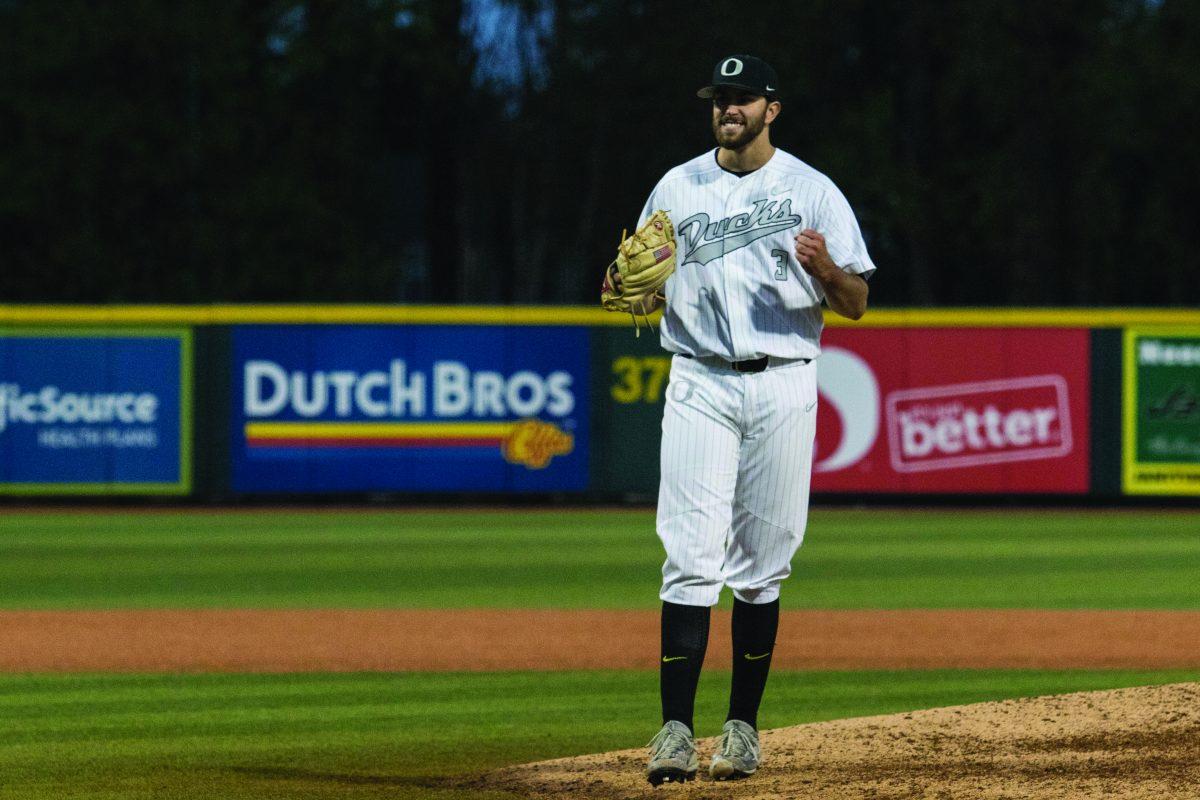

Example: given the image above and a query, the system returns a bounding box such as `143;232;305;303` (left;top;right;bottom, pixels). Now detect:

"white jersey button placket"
720;172;749;361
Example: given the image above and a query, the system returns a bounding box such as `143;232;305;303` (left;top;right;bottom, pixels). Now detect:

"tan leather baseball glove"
600;210;675;333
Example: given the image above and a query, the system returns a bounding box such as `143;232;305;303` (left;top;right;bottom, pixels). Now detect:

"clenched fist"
793;229;838;282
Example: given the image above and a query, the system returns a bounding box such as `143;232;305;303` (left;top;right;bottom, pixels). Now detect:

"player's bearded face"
712;95;768;150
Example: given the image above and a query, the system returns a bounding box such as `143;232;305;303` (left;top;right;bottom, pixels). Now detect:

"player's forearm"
793;229;869;321
816;268;868;320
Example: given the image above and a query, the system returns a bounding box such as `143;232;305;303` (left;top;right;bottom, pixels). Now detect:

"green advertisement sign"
590;326;672;496
1123;328;1200;495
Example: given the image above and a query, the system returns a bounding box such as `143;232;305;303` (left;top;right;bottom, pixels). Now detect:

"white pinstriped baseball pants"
657;353;818;607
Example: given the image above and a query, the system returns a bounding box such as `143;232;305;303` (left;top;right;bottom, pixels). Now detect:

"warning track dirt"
3;609;1200;672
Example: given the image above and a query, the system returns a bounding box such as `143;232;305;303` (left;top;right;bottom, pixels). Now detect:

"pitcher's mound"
484;682;1199;799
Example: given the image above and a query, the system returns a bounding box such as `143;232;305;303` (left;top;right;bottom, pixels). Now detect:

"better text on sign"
812;328;1091;494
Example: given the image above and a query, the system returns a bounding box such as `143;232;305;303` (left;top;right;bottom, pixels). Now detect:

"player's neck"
717;135;775;174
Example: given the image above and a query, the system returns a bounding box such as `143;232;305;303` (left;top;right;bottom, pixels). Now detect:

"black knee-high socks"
660;601;710;732
660;598;780;732
727;597;779;729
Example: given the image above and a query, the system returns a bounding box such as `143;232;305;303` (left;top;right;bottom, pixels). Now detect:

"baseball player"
618;55;876;785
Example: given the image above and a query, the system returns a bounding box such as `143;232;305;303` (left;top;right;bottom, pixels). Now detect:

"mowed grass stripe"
1;670;1199;800
0;509;1196;609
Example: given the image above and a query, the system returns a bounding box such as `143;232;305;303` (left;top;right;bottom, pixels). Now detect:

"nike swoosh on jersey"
744;652;772;661
662;655;688;663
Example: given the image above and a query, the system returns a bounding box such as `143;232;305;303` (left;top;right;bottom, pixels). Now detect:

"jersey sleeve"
637;185;660;227
817;184;876;281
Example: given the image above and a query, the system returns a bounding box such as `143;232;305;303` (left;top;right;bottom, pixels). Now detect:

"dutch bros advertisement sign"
232;325;590;492
0;330;190;493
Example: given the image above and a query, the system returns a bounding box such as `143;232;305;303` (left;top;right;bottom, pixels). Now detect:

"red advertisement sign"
811;328;1091;494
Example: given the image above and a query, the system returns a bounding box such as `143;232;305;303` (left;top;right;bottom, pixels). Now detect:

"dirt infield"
482;682;1200;799
3;609;1200;672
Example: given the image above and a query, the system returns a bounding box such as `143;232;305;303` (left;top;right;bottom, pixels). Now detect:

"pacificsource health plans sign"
0;329;191;494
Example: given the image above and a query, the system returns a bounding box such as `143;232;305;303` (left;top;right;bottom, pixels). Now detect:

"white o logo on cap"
720;58;744;76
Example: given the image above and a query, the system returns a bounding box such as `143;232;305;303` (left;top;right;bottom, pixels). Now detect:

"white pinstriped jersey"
639;148;876;362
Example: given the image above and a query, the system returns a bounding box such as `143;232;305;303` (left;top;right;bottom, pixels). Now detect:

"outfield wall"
1;306;1197;499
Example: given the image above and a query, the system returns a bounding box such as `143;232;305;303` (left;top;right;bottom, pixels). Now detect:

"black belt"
679;354;793;373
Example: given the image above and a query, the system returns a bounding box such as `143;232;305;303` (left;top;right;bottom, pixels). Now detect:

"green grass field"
1;507;1197;799
4;669;1200;800
0;509;1196;609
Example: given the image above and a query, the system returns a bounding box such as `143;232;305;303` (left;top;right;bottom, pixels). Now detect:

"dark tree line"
1;0;1197;306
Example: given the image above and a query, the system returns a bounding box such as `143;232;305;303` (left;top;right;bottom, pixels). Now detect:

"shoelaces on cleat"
718;725;757;759
647;726;695;760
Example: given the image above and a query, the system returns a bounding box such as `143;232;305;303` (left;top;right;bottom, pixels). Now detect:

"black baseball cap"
697;55;780;100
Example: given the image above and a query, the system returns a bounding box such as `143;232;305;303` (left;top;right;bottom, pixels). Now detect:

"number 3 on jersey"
771;249;789;281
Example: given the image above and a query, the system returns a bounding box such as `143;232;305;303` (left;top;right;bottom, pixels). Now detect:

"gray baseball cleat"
645;720;699;786
709;719;761;780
